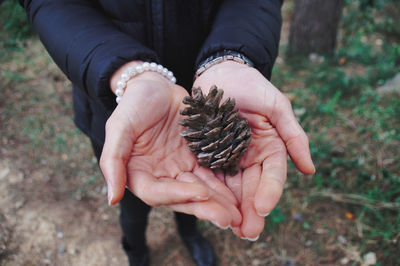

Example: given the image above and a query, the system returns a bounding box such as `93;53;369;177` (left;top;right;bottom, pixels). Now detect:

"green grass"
271;0;400;262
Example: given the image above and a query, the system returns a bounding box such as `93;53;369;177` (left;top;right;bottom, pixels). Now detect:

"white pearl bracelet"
114;62;177;103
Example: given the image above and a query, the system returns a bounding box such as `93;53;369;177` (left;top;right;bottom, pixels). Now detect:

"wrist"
110;61;143;94
110;61;176;103
194;50;254;81
197;60;252;84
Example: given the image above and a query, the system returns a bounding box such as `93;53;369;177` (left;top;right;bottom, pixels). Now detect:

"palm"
100;76;241;227
194;61;314;238
125;82;196;179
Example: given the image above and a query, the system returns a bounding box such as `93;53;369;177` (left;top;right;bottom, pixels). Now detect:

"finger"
231;226;245;238
127;170;210;206
225;170;242;203
193;167;238;206
169;200;233;229
179;170;242;227
241;164;265;240
271;94;315;174
211;190;242;227
254;148;287;216
100;114;134;205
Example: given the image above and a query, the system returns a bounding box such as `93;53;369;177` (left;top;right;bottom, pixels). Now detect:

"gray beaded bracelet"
114;62;176;104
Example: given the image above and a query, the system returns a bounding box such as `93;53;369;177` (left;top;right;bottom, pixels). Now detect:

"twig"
309;190;400;210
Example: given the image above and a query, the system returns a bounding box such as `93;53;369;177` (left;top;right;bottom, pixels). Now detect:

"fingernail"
247;235;260;242
211;221;229;230
257;211;270;217
241;235;260;242
107;182;114;206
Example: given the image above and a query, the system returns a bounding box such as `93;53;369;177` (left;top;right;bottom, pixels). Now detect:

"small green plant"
0;0;32;40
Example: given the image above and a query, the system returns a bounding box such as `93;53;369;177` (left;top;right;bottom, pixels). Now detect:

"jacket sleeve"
20;0;159;110
196;0;283;80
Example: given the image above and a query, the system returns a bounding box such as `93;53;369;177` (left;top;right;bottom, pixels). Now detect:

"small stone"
68;248;76;255
309;53;318;62
14;200;24;209
316;228;326;234
58;245;66;254
0;167;10;180
361;36;367;43
42;258;51;265
10;172;24;184
305;240;313;247
376;72;400;94
362;252;376;265
337;235;347;244
57;232;63;239
292;213;303;222
309;53;324;64
340;257;349;265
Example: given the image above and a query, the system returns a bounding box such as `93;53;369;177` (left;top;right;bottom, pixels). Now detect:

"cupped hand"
100;68;241;228
193;61;315;239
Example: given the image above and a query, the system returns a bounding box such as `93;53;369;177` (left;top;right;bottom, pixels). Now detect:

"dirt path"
0;156;203;266
0;19;380;266
0;157;126;265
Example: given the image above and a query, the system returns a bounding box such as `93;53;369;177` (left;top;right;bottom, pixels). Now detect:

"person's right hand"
100;66;242;229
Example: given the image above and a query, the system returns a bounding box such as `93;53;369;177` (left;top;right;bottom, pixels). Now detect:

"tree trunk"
288;0;344;55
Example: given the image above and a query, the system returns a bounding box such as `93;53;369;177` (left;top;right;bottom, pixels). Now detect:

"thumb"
269;93;315;174
100;110;136;205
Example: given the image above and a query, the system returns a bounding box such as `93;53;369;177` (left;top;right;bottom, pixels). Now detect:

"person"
20;1;315;265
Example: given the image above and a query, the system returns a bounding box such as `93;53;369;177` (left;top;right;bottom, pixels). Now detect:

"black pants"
90;139;198;256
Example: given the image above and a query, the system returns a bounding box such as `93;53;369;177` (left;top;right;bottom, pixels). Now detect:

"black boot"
122;236;149;266
181;231;216;266
175;212;216;266
119;190;152;266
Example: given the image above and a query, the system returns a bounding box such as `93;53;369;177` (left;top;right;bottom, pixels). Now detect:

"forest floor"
1;1;399;266
0;45;363;266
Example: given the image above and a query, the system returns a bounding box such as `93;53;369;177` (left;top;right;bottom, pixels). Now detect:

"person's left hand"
193;61;315;240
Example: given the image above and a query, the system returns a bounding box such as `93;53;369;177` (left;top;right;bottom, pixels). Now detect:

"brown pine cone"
180;85;251;176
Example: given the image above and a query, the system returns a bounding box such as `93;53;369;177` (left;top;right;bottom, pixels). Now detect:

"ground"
0;41;379;266
1;1;399;265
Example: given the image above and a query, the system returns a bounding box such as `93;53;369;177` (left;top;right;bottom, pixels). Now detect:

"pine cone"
180;85;251;176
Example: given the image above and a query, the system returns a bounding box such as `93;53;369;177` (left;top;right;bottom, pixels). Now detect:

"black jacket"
20;0;282;146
